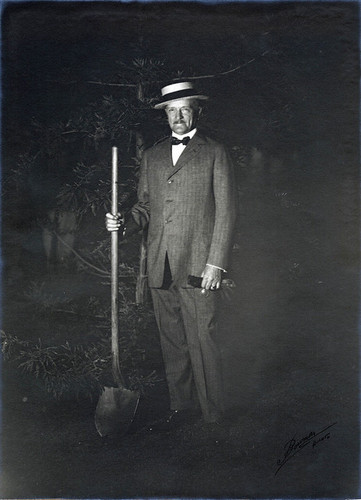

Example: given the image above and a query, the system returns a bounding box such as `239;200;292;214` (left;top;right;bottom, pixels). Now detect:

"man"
106;81;236;426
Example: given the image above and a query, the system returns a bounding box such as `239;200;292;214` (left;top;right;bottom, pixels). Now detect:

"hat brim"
154;94;208;109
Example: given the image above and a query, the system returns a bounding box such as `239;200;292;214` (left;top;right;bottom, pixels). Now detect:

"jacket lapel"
156;138;173;169
167;132;206;180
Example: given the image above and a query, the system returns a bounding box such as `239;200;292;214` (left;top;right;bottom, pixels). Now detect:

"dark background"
1;1;360;498
3;2;358;167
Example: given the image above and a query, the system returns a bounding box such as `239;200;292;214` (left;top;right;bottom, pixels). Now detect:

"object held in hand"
187;275;236;289
95;146;139;438
106;213;126;237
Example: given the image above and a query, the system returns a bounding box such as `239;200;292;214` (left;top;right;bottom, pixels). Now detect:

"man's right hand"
105;212;124;232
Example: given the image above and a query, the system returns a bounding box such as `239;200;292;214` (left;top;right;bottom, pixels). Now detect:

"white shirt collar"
172;128;197;140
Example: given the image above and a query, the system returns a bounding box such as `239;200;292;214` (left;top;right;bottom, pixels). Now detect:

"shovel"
95;147;140;437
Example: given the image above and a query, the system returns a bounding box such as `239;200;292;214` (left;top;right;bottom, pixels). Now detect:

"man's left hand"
201;265;222;290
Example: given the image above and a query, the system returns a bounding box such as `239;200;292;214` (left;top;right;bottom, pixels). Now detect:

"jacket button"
168;180;173;184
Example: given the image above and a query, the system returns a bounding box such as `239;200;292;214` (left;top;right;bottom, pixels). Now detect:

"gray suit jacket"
131;131;237;288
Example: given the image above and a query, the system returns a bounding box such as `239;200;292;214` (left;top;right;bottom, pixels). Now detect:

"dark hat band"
158;88;208;104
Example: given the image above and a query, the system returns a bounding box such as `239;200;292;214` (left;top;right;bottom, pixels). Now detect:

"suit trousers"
151;280;224;423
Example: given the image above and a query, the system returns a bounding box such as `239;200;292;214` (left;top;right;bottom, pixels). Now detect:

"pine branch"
54;231;110;276
174;53;270;80
83;52;271;88
54;231;133;278
86;81;137;87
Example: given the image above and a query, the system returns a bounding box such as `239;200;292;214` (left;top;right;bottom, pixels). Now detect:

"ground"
1;170;359;499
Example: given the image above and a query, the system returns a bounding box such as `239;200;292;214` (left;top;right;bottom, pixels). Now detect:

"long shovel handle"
111;147;125;388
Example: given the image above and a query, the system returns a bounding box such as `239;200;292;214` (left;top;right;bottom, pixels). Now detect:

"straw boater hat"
154;81;209;109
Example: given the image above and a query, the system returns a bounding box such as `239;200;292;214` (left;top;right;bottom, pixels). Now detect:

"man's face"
165;99;201;135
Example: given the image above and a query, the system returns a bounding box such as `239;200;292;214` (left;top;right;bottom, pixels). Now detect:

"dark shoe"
148;409;200;432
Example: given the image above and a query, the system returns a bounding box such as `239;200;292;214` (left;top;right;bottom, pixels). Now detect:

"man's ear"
198;106;203;118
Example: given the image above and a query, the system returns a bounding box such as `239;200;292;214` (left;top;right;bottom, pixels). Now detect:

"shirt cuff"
206;263;227;273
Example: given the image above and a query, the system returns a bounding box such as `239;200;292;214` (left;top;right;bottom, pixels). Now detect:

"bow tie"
171;136;190;146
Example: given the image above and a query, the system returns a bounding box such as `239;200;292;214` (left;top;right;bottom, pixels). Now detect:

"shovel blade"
95;386;139;438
